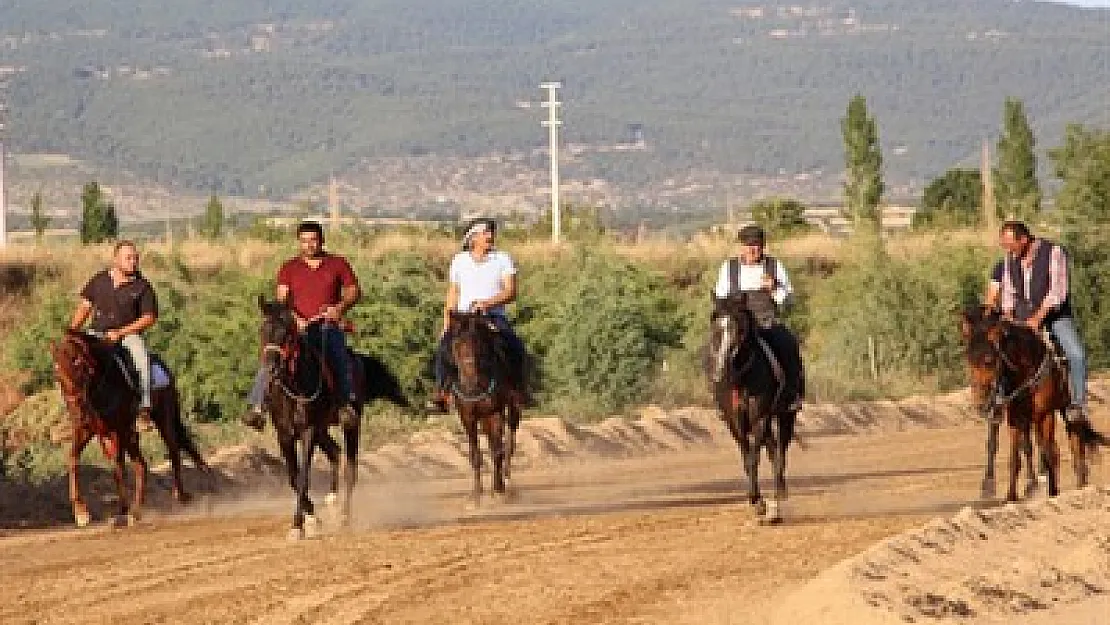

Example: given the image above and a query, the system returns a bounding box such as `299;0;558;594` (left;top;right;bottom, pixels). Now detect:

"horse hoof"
324;492;339;507
287;527;305;541
304;519;321;539
980;480;996;500
752;500;767;517
74;511;92;528
759;501;783;525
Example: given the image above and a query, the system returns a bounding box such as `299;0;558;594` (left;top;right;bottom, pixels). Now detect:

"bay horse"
257;296;363;539
49;329;209;527
959;306;1107;502
707;294;801;525
446;311;522;505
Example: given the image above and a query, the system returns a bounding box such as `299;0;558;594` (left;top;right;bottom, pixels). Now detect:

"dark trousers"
248;323;353;409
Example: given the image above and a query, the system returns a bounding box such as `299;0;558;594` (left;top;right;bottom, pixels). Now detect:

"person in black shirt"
69;240;159;431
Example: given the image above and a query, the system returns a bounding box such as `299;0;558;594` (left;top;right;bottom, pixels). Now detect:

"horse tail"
168;387;209;472
1067;419;1110;456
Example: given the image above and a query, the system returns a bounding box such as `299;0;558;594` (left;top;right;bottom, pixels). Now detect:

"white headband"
463;221;492;249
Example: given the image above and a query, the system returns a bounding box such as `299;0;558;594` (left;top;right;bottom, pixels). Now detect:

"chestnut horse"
446;311;522;504
707;294;801;524
49;329;208;527
959;307;1107;501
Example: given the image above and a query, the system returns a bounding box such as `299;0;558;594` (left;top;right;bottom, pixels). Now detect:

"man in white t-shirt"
712;224;804;412
426;218;529;412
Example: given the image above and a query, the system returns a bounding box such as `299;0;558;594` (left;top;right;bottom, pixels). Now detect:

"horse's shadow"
0;462;233;530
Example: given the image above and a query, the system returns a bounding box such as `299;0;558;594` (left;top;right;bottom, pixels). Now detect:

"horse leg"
1067;421;1090;488
486;414;506;497
290;427;319;540
124;432;148;525
278;435;305;530
463;411;483;506
1022;426;1040;498
1035;412;1060;498
109;433;131;527
1006;423;1022;503
318;429;341;508
153;396;189;504
762;413;789;525
341;421;359;526
503;401;521;483
982;419;999;499
69;426;93;527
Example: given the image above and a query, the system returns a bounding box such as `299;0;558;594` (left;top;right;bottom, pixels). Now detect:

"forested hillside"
1;0;1107;204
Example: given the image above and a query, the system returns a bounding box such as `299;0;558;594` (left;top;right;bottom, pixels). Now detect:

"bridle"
449;320;498;404
973;325;1053;420
262;318;324;405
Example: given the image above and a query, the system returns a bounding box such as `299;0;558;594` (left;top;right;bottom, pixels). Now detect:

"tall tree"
29;191;50;238
749;197;811;238
79;181;119;244
200;194;225;239
841;94;884;235
994;97;1041;221
914;168;982;229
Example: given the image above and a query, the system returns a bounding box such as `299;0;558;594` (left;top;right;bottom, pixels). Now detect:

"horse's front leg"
462;410;483;506
69;426;93;527
762;412;792;525
981;419;999;499
485;413;507;497
317;428;342;508
1006;424;1023;502
290;426;319;540
341;421;360;526
737;403;764;516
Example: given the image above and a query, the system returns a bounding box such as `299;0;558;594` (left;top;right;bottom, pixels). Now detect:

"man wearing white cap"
426;218;530;412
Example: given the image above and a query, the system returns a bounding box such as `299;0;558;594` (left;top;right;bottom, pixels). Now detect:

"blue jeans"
120;334;152;409
434;315;527;390
1050;316;1087;408
248;323;353;410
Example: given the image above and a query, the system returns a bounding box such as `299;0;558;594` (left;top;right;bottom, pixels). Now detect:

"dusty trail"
1;392;1107;624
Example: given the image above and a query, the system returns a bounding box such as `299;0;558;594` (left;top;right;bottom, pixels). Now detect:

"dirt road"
4;418;1075;625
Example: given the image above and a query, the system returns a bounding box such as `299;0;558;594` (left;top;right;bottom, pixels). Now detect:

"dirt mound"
198;379;1108;484
771;486;1110;625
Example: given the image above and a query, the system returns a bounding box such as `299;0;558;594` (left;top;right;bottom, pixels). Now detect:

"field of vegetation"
0;220;1098;481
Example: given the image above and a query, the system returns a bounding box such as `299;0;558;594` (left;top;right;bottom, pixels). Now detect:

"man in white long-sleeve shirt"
712;225;804;411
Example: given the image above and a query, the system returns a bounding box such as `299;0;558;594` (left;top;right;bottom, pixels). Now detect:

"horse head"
959;305;1008;414
448;311;497;400
50;330;101;420
258;295;298;379
708;293;756;385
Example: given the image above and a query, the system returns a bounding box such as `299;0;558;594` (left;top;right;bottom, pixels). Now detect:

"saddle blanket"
152;362;171;389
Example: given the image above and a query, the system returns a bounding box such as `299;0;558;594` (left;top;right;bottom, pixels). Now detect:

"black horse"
707;294;802;524
257;296;362;539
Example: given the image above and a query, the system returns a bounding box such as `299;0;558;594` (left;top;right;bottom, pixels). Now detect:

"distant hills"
1;0;1107;216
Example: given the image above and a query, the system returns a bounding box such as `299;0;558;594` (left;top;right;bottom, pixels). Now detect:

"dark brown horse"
257;296;362;539
447;311;522;505
707;294;800;524
49;330;209;527
959;307;1107;502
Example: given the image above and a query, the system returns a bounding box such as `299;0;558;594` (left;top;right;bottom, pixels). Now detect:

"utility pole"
540;81;562;243
328;174;339;231
0;85;8;249
980;138;996;232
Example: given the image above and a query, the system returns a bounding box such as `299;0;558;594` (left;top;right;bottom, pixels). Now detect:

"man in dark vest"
713;224;805;412
997;220;1089;423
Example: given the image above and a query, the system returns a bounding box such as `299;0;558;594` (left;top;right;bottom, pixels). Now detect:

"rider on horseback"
997;220;1089;424
242;221;362;430
69;240;158;432
713;225;804;412
425;217;530;413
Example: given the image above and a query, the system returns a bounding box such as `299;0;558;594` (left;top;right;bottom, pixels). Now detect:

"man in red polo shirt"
242;221;361;429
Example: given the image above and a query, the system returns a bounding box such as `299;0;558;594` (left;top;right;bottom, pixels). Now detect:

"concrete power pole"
328;174;339;231
0;95;8;248
540;81;562;243
980;139;996;232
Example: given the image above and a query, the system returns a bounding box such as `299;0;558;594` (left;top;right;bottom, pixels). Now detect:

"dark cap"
737;225;765;245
